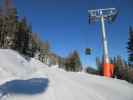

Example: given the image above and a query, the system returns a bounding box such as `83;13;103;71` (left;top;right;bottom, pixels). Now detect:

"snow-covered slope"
0;49;31;83
0;49;133;100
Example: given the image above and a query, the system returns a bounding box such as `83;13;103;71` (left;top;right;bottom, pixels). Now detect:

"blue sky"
1;0;133;68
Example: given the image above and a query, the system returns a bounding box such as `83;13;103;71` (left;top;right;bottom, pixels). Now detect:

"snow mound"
0;49;30;75
0;49;32;84
0;49;133;100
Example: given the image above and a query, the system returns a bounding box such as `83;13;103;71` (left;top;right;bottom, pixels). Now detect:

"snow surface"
0;49;133;100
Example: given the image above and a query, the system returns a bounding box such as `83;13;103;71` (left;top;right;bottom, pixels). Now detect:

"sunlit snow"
0;49;133;100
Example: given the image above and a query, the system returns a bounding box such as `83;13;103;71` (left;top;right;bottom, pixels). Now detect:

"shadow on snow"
0;78;49;98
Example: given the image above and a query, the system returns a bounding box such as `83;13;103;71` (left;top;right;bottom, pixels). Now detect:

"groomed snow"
0;49;133;100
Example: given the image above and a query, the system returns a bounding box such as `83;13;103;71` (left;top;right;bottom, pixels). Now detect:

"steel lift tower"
88;8;118;77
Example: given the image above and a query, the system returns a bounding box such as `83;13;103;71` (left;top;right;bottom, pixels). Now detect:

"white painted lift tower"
88;8;118;77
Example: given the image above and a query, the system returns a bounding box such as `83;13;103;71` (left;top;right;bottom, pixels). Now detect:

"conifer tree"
65;51;82;72
96;57;103;75
0;0;52;63
0;10;3;47
15;17;28;54
3;7;18;49
127;26;133;66
39;40;50;63
113;56;129;80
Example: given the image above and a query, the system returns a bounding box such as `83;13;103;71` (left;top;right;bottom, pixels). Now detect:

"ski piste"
0;49;133;100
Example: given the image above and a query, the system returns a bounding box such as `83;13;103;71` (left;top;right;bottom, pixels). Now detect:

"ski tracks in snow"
43;67;105;100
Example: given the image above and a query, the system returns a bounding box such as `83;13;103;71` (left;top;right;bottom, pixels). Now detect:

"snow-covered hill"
0;49;133;100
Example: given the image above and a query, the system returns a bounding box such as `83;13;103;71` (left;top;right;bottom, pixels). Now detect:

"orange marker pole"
103;64;114;77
